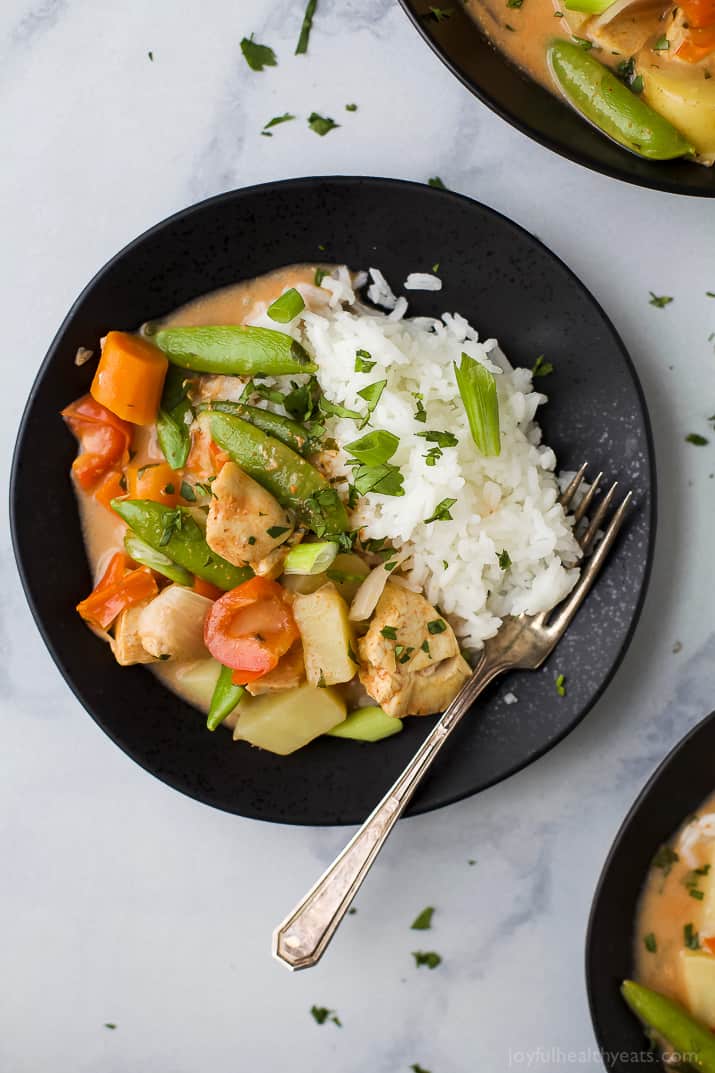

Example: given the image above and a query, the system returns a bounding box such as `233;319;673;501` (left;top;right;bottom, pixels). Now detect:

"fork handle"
272;653;505;971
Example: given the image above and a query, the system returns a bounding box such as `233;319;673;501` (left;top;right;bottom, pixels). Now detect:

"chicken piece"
206;461;295;568
586;0;664;55
111;599;159;666
357;582;471;717
137;585;213;661
246;642;306;696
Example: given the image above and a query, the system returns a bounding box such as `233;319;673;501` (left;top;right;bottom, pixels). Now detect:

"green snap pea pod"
548;41;694;161
111;499;252;591
621;980;715;1072
156;366;193;469
207;664;245;731
124;532;194;586
327;706;403;742
150;325;317;376
210;411;349;535
197;400;312;456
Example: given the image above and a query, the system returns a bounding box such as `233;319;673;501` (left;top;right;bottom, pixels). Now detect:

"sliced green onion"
207;664;244;731
267;288;306;324
454;352;501;457
345;429;399;466
124;532;193;586
283;541;339;575
327;706;403;742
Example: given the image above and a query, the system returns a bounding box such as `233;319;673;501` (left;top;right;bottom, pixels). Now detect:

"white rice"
404;272;442;292
249;267;581;653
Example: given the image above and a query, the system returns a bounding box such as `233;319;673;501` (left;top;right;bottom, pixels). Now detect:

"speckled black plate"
10;177;655;825
587;712;715;1072
400;0;715;198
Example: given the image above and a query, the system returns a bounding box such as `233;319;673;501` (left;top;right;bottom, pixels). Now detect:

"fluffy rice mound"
250;267;581;652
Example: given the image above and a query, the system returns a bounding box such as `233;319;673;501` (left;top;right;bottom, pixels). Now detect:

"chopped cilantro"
263;113;296;134
428;176;446;189
247;536;256;546
147;51;154;62
381;625;398;640
345;103;358;112
424;498;457;523
163;483;175;495
414;396;427;423
308;112;339;136
310;1005;341;1026
532;355;554;377
555;673;566;697
507;0;523;7
411;907;435;930
417;430;458;448
267;525;290;539
498;549;512;570
652;844;679;877
158;507;182;547
428;619;447;634
644;933;657;953
355;349;376;373
240;35;277;72
412;950;442;969
357;379;387;426
180;480;196;502
104;1023;117;1030
421;640;431;655
684;923;700;950
319;396;361;421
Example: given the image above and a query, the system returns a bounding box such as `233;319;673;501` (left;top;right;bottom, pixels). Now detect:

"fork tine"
580;481;618;554
547;491;633;637
573;471;603;525
559;463;588;509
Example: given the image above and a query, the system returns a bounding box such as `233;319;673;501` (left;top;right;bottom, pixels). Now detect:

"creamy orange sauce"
634;793;715;1009
75;264;322;713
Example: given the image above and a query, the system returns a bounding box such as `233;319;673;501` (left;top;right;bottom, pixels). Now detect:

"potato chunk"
292;582;358;686
206;461;294;568
233;682;346;755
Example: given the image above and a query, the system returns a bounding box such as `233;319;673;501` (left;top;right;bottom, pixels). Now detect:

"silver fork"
273;465;632;971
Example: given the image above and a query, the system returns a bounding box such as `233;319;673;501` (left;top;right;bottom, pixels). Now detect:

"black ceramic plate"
11;177;655;825
587;712;715;1072
400;0;715;198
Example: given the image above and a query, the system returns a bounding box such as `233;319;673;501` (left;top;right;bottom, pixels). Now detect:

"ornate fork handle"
272;651;507;971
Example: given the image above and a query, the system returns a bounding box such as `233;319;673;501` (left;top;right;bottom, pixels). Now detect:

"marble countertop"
2;1;715;1070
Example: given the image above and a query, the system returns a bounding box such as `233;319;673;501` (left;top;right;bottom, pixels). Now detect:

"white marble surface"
2;2;715;1070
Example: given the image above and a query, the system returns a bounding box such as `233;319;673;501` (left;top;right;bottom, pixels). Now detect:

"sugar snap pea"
548;41;694;161
197;400;313;456
209;412;349;535
150;325;316;376
207;664;245;731
112;499;252;590
156;366;193;469
622;979;715;1072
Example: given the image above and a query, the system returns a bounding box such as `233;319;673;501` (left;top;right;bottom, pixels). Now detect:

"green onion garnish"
454;352;501;456
267;288;305;323
283;541;339;575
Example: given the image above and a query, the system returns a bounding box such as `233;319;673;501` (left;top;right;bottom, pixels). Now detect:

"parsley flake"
240;35;277;72
310;1005;341;1026
308;112;339;136
412;950;442;969
411;907;435;930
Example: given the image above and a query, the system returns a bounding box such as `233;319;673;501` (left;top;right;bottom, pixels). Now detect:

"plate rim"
585;710;715;1065
398;0;715;199
10;175;658;825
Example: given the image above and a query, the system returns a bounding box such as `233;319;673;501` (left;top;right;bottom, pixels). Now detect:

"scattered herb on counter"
412;950;442;969
147;51;154;62
355;349;376;373
411;1065;432;1073
649;292;673;308
653;35;670;50
310;1005;342;1026
707;291;715;298
532;355;554;377
468;858;477;865
348;907;357;915
424;498;457;523
240;35;277;72
296;0;318;55
555;673;566;697
308;112;339;136
262;113;296;136
498;549;512;570
428;618;447;634
381;625;398;640
684;923;700;950
644;933;657;953
104;1023;117;1030
345;102;358;111
411;907;435;931
686;433;709;446
652;844;679;878
428;176;446;189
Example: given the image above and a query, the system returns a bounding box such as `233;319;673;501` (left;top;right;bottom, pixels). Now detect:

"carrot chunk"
125;461;181;506
91;331;168;426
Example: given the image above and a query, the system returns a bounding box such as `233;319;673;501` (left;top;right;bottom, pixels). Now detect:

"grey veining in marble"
2;1;715;1070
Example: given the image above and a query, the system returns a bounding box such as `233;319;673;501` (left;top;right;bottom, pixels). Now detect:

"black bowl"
11;176;655;825
400;0;715;197
587;711;715;1071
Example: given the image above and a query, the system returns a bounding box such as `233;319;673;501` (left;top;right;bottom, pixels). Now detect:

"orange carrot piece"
77;565;158;630
91;331;168;426
62;394;132;491
679;0;715;28
125;461;181;506
676;25;715;60
192;577;224;601
94;470;127;513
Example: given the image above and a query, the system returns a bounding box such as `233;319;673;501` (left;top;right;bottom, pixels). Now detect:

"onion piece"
348;551;411;622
